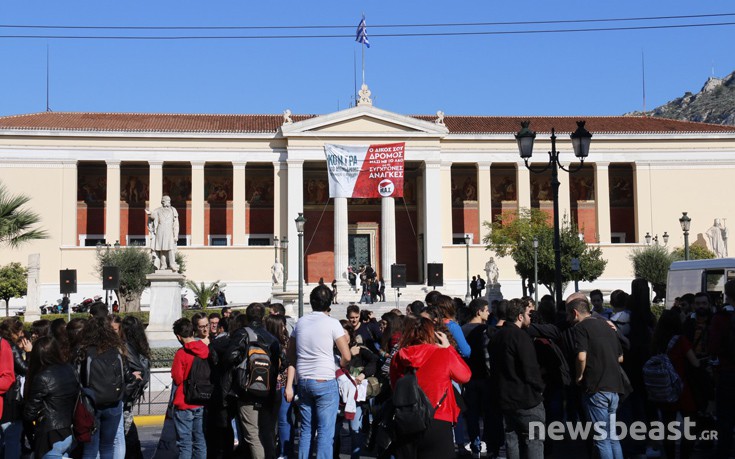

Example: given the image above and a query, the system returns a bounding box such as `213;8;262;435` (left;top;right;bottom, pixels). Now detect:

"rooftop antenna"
712;60;715;77
641;50;646;115
46;43;52;112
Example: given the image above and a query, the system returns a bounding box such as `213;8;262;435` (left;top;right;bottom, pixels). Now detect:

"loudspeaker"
102;266;120;290
427;263;444;287
391;264;407;288
60;269;77;294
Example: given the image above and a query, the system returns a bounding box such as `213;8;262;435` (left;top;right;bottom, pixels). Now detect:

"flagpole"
361;12;366;87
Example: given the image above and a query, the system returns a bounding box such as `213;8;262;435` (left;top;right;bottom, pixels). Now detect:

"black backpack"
235;328;273;399
391;368;446;436
184;354;214;405
82;346;125;407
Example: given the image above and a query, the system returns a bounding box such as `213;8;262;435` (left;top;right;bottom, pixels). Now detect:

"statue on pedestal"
147;195;180;271
706;218;728;258
271;261;284;286
485;257;500;285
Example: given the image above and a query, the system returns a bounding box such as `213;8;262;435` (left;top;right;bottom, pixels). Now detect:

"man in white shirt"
285;285;351;459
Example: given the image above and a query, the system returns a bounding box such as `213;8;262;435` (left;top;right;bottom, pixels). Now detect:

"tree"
671;245;715;261
0;181;49;248
185;280;225;309
96;246;186;312
483;208;607;297
629;244;673;303
0;262;27;317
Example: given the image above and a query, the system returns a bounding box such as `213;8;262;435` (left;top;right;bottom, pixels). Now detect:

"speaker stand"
394;287;402;309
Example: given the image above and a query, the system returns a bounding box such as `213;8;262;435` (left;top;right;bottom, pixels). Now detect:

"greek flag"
356;16;370;48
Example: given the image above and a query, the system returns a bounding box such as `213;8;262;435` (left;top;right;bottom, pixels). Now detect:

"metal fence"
135;366;173;416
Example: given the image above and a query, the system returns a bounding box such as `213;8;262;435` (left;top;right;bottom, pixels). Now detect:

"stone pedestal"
24;254;42;322
270;290;299;317
146;271;185;345
486;283;504;305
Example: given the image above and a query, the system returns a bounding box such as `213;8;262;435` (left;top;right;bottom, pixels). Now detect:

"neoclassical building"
1;95;735;306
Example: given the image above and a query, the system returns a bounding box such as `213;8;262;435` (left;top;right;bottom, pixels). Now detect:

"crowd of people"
1;278;734;459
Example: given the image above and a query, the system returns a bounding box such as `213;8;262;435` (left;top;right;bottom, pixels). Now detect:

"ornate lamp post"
515;120;592;307
273;236;279;263
281;237;289;293
679;212;691;260
464;233;472;303
295;213;307;317
533;236;539;306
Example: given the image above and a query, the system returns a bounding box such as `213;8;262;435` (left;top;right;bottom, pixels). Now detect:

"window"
209;235;231;246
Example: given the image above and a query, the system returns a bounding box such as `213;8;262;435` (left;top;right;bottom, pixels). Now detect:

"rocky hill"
625;70;735;125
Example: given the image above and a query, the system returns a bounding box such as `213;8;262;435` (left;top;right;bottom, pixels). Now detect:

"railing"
135;365;173;416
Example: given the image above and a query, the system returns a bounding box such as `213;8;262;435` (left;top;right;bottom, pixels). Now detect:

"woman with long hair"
650;310;699;459
23;336;79;458
0;317;31;458
265;314;294;459
79;316;129;459
121;316;150;459
389;317;471;459
66;318;87;363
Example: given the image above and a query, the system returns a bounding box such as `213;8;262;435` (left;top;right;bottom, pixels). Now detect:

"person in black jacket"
0;317;30;458
489;299;545;459
121;316;150;459
227;303;280;459
23;336;79;458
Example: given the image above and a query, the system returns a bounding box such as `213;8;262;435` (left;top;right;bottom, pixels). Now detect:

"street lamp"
645;232;652;245
114;240;120;250
679;212;691;260
273;236;279;263
464;233;472;303
295;213;307;317
281;237;289;292
533;236;539;306
515;120;592;307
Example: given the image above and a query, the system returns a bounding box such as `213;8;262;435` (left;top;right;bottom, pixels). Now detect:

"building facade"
1;100;735;307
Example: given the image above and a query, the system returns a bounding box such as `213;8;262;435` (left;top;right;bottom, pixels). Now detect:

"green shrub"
150;347;178;368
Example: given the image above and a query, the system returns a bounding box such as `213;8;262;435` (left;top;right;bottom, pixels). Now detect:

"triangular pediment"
280;105;448;138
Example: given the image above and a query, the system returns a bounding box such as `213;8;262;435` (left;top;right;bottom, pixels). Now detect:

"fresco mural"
120;168;149;205
205;168;233;203
247;170;274;207
77;165;107;205
451;169;478;207
162;167;192;203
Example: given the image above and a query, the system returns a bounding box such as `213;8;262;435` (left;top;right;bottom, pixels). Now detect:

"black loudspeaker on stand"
102;266;121;290
59;269;77;294
391;264;407;288
427;263;444;288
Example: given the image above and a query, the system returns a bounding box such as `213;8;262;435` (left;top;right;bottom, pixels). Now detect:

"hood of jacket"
394;343;439;368
184;339;210;359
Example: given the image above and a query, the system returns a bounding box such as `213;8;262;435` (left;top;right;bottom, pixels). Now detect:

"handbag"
619;366;634;402
73;391;98;443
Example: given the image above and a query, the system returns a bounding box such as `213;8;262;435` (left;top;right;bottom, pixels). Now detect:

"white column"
381;197;397;288
334;197;350;289
148;161;163;246
191;161;205;246
594;162;612;243
423;161;443;265
440;161;453;244
61;161;77;246
477;162;492;243
633;162;652;243
233;162;247;246
516;163;531;210
273;161;285;243
105;160;121;245
286;159;304;290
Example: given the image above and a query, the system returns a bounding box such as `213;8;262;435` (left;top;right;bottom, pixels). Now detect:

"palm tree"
185;280;225;309
0;181;48;248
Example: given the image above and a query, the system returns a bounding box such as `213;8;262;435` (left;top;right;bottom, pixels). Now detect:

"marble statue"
271;261;284;285
147;195;180;271
435;110;445;125
706;218;728;258
485;257;499;285
283;109;293;125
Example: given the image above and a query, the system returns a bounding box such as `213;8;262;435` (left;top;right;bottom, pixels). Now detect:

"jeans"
83;401;123;459
464;379;491;454
173;407;206;459
297;378;339;459
335;405;364;459
502;401;545;459
278;387;294;458
112;408;126;458
43;434;73;459
1;420;23;459
582;391;623;459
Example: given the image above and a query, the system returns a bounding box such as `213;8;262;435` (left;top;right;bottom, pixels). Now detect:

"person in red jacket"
390;316;471;459
0;335;15;419
171;318;210;459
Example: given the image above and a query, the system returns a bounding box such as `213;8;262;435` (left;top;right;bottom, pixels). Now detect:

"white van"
666;258;735;308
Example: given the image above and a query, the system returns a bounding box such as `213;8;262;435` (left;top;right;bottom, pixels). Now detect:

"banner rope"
304;197;331;254
401;197;417;238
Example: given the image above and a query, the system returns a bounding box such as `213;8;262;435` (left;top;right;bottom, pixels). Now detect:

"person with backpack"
23;336;78;458
476;275;486;300
227;303;280;459
121;316;151;459
389;316;471;459
171;317;210;459
709;279;735;459
79;316;130;459
0;317;28;459
284;285;352;459
648;309;699;459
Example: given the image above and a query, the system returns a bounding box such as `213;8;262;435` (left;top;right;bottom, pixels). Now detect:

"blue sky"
0;1;733;117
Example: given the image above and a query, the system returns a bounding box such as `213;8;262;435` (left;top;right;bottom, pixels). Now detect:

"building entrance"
348;234;371;269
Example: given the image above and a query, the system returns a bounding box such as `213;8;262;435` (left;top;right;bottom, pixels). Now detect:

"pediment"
280;105;448;138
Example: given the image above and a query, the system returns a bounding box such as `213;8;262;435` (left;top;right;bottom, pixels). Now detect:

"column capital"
286;159;304;168
105;160;121;169
440;160;453;171
594;161;610;169
233;161;247;171
273;160;286;170
423;160;441;170
190;161;206;170
476;161;493;170
148;160;164;169
61;160;77;169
